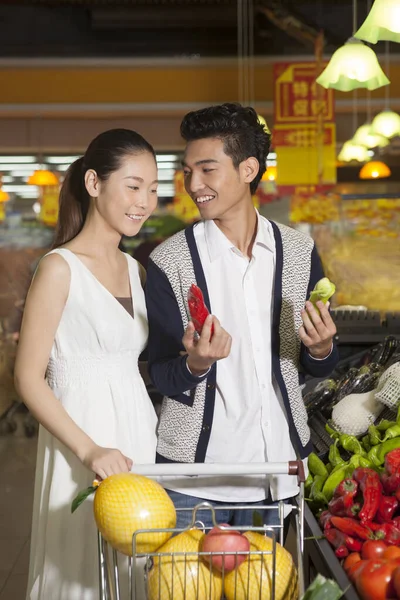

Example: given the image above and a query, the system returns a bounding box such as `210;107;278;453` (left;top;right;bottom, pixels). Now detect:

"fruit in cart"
309;277;336;307
89;473;176;556
201;523;250;572
147;528;222;600
361;540;388;560
355;558;398;600
223;531;298;600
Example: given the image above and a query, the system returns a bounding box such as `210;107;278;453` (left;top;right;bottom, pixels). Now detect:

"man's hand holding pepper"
299;300;337;359
183;315;232;376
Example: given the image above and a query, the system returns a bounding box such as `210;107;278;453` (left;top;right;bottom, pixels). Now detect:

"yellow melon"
224;531;298;600
147;528;222;600
93;473;176;556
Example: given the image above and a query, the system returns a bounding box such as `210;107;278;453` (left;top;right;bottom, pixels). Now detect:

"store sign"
274;62;334;124
273;61;337;190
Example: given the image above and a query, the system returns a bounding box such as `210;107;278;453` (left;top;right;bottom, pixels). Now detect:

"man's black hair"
180;102;271;195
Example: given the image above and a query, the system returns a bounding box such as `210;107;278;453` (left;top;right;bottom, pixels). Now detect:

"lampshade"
371;110;400;138
355;0;400;44
316;38;390;91
338;141;371;162
257;115;271;134
352;124;390;148
262;165;277;181
0;189;10;202
27;169;59;186
359;160;391;179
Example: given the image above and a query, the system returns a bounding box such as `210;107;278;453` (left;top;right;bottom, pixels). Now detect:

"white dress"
27;248;158;600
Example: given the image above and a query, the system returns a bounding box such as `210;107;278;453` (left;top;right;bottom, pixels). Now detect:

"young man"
145;103;338;528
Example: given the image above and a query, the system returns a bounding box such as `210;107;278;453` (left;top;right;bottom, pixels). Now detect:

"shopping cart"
97;461;305;600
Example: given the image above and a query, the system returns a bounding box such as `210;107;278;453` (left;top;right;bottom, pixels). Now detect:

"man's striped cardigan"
145;220;338;463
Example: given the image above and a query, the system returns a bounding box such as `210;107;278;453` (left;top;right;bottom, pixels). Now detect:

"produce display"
305;335;400;599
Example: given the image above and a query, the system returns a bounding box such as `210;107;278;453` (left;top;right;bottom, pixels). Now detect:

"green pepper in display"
325;423;340;440
368;425;383;446
329;440;345;467
362;434;371;452
339;434;366;456
305;473;313;496
377;419;395;432
383;425;400;442
308;453;329;477
377;438;400;464
311;473;328;500
322;463;350;501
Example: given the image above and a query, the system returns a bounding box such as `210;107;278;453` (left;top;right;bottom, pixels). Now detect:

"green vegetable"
322;464;350;501
325;423;340;440
339;434;366;456
377;419;394;432
305;473;314;496
368;437;400;466
309;277;336;306
368;425;383;446
311;474;329;500
308;453;329;477
362;434;371;452
329;440;345;467
383;425;400;442
302;574;343;600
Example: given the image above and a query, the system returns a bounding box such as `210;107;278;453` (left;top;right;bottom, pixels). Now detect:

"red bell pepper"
377;495;398;523
353;467;383;523
330;516;374;541
381;472;400;495
187;284;214;337
328;479;359;516
384;448;400;475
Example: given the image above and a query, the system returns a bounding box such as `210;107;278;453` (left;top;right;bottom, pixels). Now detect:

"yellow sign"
40;185;60;227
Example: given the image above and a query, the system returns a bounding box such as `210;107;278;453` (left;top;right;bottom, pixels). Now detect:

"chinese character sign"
274;63;334;124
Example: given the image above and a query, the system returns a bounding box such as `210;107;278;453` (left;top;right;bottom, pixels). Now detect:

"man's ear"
84;169;100;198
241;157;260;185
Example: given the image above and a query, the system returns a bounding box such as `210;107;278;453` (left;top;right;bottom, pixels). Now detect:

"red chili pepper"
330;516;374;541
324;527;349;558
345;536;363;552
328;479;358;516
187;284;214;338
384;448;400;476
381;472;400;495
376;495;398;523
374;522;400;545
353;467;383;523
319;510;333;530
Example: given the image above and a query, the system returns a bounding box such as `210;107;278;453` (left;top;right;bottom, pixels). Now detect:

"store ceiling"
0;0;377;58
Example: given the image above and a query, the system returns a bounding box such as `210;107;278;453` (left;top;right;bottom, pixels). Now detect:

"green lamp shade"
372;110;400;138
352;124;390;148
316;38;390;91
355;0;400;44
338;141;371;162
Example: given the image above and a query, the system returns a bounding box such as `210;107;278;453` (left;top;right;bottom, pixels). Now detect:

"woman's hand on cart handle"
81;444;133;480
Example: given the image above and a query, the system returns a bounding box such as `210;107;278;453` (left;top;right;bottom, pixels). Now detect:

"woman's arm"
14;253;132;479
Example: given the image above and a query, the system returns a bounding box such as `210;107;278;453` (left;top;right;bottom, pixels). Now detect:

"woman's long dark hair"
52;128;156;248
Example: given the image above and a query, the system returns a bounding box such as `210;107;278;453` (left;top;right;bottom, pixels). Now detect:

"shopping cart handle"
131;461;306;483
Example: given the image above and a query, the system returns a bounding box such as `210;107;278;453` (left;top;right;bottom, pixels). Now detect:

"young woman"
14;129;159;599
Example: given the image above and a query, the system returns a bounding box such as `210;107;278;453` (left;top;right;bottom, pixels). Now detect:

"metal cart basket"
97;461;305;600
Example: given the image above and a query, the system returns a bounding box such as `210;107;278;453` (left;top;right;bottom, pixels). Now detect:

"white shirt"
164;213;300;502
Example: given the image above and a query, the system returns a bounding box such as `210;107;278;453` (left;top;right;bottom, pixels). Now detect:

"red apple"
201;524;250;572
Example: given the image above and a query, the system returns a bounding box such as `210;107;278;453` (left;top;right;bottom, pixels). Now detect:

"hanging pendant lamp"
355;0;400;44
352;124;390;147
27;169;59;186
316;38;390;91
371;109;400;138
338;141;371;162
359;160;391;178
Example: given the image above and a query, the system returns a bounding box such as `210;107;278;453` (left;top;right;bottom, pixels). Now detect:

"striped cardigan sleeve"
145;257;208;400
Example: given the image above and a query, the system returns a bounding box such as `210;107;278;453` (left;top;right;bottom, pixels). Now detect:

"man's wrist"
308;343;334;361
186;357;211;377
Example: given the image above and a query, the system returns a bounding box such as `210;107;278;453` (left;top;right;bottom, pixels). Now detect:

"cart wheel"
0;418;17;435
